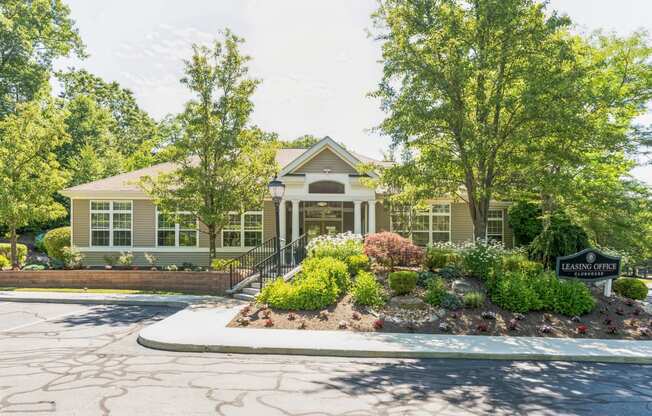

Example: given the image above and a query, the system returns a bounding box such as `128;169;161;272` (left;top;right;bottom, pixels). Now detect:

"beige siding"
294;148;357;174
375;201;391;232
263;200;276;240
72;199;90;247
133;200;156;247
451;203;475;244
81;251;214;268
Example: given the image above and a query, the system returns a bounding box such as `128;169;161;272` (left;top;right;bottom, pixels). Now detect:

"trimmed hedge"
613;278;648;300
43;227;71;261
388;270;417;295
257;256;351;310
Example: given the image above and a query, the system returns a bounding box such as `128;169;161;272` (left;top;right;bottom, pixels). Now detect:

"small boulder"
389;296;426;309
452;279;473;294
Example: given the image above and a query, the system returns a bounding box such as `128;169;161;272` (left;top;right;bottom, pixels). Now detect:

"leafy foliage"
351;271;385;307
364;232;424;270
613;278;648;301
440;292;462;310
301;257;351;294
529;212;589;268
424;245;462;269
461;240;504;278
424;277;447;306
388;271;417;295
463;292;485;309
345;254;371;277
508;202;543;246
43;227;71;261
0;244;27;266
141;31;277;260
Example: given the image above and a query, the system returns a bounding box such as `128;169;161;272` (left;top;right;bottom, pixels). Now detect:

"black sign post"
556;248;621;296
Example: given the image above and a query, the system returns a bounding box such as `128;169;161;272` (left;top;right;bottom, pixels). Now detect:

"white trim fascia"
60;190;151;199
278;137;378;178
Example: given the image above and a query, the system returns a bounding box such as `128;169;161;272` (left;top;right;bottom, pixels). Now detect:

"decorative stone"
452;279;473;294
438;322;451;332
389;296;426;309
338;320;348;329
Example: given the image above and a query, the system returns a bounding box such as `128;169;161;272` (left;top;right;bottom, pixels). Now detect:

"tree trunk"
541;193;555;231
208;224;217;267
9;226;18;270
468;194;490;242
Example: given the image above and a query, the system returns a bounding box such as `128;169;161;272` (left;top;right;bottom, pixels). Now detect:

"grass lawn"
0;287;188;296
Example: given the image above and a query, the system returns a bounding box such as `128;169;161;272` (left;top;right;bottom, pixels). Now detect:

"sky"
56;0;652;185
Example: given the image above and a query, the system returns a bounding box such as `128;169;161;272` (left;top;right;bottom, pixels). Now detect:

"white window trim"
89;200;133;248
155;208;199;248
221;210;264;249
390;203;451;245
486;208;504;241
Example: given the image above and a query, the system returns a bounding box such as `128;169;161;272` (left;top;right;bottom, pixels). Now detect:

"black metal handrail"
256;234;308;288
227;237;278;288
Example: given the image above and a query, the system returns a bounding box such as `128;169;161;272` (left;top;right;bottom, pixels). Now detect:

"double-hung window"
157;210;198;247
90;200;132;247
390;203;451;246
222;210;263;248
487;209;504;242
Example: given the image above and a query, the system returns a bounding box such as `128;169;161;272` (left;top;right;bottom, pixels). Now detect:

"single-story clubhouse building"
60;137;514;267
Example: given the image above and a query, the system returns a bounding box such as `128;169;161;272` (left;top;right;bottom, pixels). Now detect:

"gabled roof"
60;138;387;197
278;136;380;178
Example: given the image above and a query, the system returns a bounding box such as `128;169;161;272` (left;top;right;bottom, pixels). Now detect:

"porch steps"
233;287;260;302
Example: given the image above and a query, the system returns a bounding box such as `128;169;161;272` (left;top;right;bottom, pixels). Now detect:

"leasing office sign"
556;248;621;281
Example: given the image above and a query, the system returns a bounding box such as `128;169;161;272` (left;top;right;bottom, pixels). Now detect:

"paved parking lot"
1;301;652;415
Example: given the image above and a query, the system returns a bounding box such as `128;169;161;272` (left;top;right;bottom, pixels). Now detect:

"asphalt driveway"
1;301;651;415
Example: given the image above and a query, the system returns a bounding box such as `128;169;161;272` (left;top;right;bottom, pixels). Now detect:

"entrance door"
303;201;343;240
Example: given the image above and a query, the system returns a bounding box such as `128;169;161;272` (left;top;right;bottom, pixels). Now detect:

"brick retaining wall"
0;270;231;295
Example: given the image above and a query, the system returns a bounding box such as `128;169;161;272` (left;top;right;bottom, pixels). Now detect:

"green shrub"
440;292;462;310
301;256;351;294
43;227;71;261
256;276;341;311
501;254;543;275
508;201;543;246
552;280;596;316
529;212;589;268
388;271;417;295
0;255;10;269
416;270;437;288
437;265;464;280
462;241;502;278
351;271;385;307
463;291;485;309
424;276;447;306
529;272;559;309
35;232;46;252
492;272;540;313
61;247;84;269
345;254;370;277
0;243;28;266
424;246;462;269
613;278;648;301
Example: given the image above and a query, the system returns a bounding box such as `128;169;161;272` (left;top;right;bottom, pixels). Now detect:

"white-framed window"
390;203;451;246
156;209;198;247
222;210;263;248
487;209;504;242
90;200;132;247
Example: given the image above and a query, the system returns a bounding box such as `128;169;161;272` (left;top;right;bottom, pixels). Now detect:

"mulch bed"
228;276;652;340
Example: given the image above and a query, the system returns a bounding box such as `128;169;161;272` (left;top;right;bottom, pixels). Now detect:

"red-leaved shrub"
363;232;424;270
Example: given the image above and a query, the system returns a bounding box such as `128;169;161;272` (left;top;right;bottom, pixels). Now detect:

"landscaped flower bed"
227;233;652;340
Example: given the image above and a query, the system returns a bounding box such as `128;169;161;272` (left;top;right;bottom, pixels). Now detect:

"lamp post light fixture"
268;179;286;276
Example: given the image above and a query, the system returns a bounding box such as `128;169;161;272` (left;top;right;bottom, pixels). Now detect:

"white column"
604;278;613;297
353;201;362;235
367;200;376;234
278;200;286;245
291;200;300;241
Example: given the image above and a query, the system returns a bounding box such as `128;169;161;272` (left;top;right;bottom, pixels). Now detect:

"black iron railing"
228;237;278;288
256;234;308;287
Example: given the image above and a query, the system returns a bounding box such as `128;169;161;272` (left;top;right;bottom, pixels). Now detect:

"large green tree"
0;0;84;115
0;95;69;267
142;31;277;261
372;0;652;243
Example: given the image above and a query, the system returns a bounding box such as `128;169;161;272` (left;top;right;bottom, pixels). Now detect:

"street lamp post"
268;179;286;276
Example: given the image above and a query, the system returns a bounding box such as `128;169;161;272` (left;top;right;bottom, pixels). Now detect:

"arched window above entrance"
308;180;345;194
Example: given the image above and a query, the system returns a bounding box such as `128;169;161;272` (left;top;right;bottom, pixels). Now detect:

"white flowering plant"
307;232;364;262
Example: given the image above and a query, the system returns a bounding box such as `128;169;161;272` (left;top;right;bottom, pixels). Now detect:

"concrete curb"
137;306;652;364
136;336;652;364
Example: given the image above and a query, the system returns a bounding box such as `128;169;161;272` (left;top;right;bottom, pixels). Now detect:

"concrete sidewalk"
139;303;652;364
0;290;230;308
